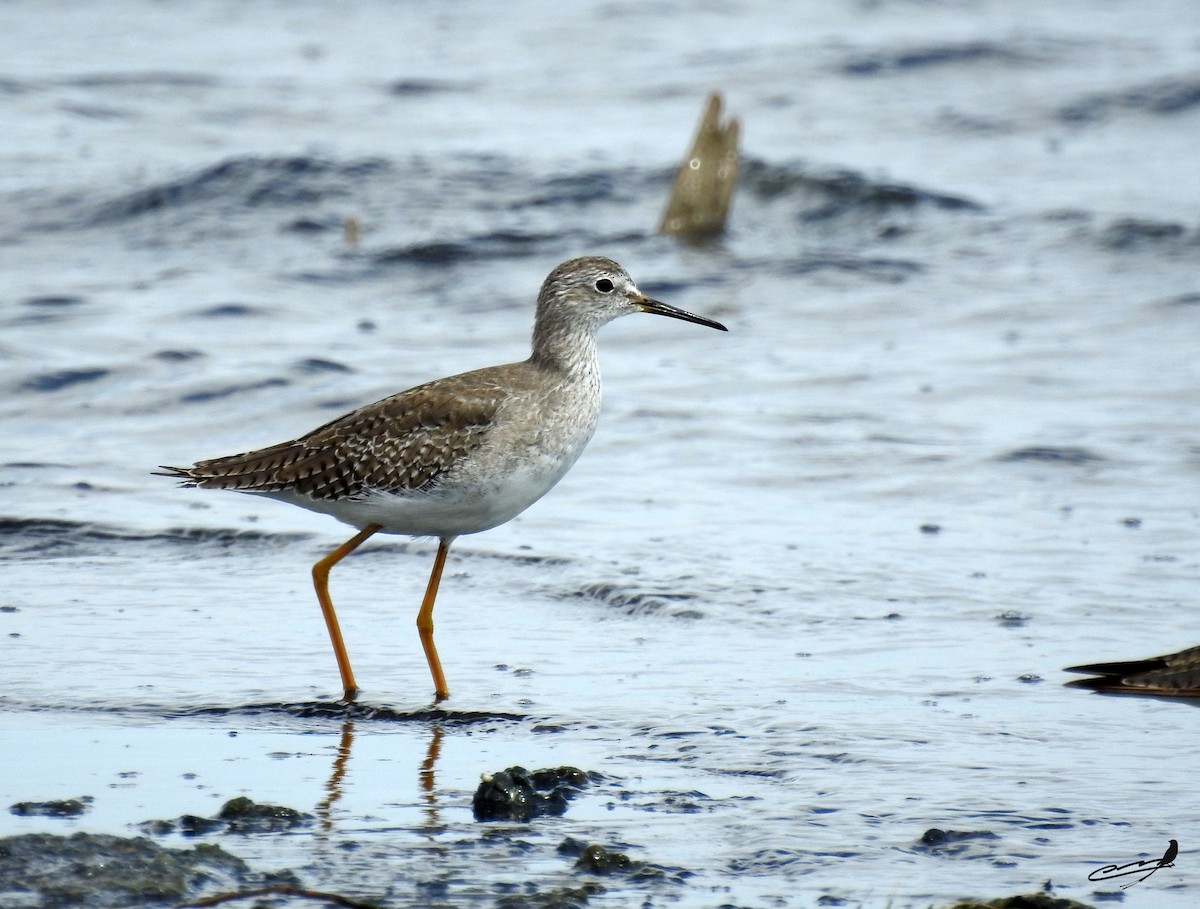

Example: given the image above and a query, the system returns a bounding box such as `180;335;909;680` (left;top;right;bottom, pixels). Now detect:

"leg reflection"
316;720;355;833
421;724;444;830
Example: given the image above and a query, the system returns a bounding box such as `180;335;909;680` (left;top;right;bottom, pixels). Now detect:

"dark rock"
178;814;226;836
493;883;602;909
217;796;309;832
915;827;999;856
573;843;635;875
472;766;592;822
9;797;93;818
140;797;311;836
0;832;262;907
558;837;683;883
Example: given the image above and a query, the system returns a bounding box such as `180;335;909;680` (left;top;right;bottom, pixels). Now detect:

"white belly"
319;446;589;537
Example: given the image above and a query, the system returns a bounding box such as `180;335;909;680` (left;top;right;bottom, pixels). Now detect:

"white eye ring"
594;278;615;293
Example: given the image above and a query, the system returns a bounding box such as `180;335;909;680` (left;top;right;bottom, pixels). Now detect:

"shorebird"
158;256;726;702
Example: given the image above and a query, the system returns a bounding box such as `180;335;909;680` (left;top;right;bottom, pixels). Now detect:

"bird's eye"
594;278;614;293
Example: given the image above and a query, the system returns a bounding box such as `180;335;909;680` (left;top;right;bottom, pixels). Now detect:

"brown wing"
158;369;509;500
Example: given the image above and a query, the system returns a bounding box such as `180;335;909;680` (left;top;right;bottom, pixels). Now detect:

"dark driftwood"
1066;644;1200;697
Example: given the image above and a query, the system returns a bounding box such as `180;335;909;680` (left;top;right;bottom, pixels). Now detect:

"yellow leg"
417;538;453;702
312;524;381;700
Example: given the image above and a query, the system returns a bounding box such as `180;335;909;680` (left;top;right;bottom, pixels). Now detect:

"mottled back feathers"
160;368;512;501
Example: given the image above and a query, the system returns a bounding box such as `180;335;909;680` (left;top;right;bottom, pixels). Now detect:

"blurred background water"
1;1;1198;906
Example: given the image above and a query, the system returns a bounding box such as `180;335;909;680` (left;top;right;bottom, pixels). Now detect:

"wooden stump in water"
659;92;740;242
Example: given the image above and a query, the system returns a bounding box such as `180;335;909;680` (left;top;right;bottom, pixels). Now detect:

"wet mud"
0;832;294;907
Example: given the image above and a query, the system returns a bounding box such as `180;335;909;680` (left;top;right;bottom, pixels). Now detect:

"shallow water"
2;1;1199;906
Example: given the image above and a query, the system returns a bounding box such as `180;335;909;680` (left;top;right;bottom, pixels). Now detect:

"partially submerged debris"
659;92;740;241
1066;644;1200;697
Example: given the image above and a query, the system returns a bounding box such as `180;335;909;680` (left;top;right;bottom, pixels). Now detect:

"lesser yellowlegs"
158;256;726;702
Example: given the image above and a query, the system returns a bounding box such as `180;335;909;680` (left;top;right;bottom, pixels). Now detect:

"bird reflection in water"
314;719;446;835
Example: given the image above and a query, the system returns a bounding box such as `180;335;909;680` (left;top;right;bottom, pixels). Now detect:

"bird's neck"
529;321;601;379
